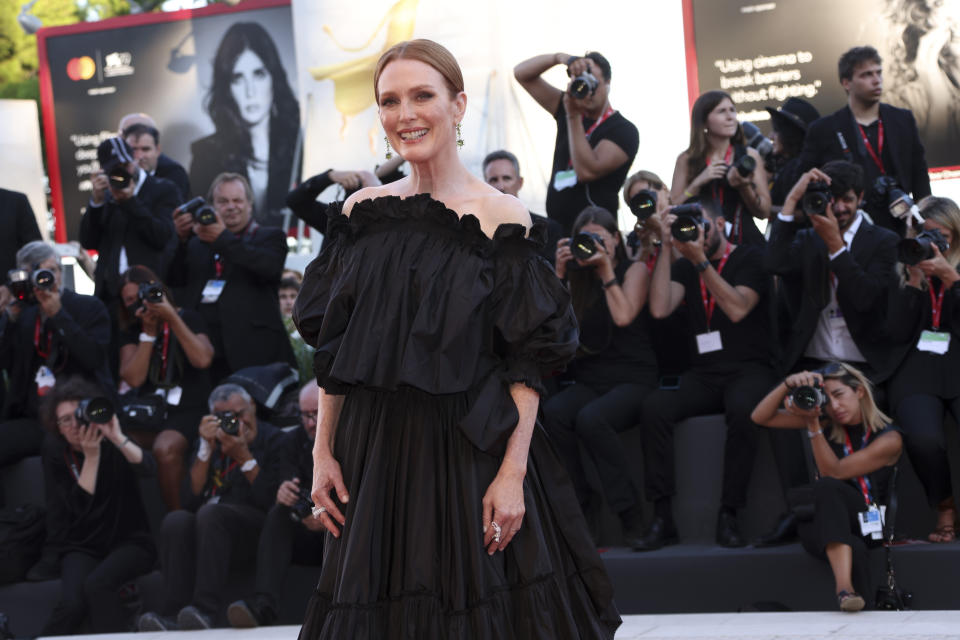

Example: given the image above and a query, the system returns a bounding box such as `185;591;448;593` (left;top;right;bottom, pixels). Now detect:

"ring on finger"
311;506;326;517
491;521;502;543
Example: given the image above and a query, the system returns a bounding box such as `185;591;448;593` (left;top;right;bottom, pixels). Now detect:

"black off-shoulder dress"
293;194;621;639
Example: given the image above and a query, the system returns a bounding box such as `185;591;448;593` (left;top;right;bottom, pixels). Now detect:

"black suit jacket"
0;289;113;419
799;103;930;231
79;173;178;302
166;223;295;373
154;153;191;201
0;188;42;274
765;214;900;381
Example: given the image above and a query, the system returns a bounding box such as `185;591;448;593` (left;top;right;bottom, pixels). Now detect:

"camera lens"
138;282;164;304
801;181;831;216
32;269;56;291
735;155;756;177
195;206;218;226
629;189;657;221
671;216;700;243
75;397;115;425
569;72;598;99
217;411;241;436
108;167;132;189
790;385;825;411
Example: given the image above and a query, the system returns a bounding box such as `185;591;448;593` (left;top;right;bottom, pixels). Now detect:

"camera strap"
857;120;885;175
927;278;945;330
64;450;81;482
566;106;615;169
33;315;53;359
843;427;874;505
699;243;732;329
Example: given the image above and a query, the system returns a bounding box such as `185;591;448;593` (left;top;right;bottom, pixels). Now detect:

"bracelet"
695;260;711;273
121;436;131;448
240;458;258;473
683;189;695;200
197;439;212;462
602;277;618;289
139;333;156;343
807;429;823;439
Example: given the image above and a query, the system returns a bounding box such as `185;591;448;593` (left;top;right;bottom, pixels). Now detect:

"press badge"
35;365;56;396
859;504;885;539
553;169;577;191
200;280;226;304
164;386;183;407
918;330;950;355
696;331;723;354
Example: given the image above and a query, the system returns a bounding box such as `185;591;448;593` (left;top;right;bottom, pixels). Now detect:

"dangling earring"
384;135;393;160
456;123;464;150
703;127;708;134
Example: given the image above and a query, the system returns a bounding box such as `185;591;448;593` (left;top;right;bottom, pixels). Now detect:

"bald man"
119;113;191;200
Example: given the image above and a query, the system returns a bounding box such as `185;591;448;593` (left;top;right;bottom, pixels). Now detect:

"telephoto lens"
801;181;831;216
789;384;827;411
75;397;115;425
898;228;949;266
569;71;598;99
735;154;756;177
137;282;164;304
108;166;133;189
179;196;218;225
670;204;705;242
570;231;604;261
32;269;56;291
216;410;241;436
629;189;658;221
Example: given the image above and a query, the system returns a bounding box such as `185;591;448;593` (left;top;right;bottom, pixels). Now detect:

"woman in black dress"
294;39;620;639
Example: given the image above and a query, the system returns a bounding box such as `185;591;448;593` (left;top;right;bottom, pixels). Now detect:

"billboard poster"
685;0;960;173
37;0;298;241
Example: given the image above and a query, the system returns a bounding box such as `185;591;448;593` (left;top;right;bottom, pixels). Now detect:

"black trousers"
254;504;325;618
40;543;156;635
159;503;264;617
641;362;774;508
798;477;877;597
542;381;653;513
895;393;960;507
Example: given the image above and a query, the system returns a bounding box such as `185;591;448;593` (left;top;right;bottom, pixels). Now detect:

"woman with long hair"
544;205;658;547
888;195;960;543
751;362;902;611
293;39;620;638
671;90;770;246
190;22;300;227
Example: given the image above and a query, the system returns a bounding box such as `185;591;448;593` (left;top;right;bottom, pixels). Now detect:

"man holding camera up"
139;383;283;631
226;381;324;628
799;46;930;236
514;51;638;233
167;172;295;383
636;203;774;550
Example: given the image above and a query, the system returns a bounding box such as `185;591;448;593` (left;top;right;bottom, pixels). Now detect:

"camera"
898;228;949;266
629;189;658;221
734;154;757;178
6;269;31;302
138;282;164;304
75;397;115;425
288;486;315;523
569;71;598;99
872;176;920;223
570;231;604;261
801;181;832;216
741;121;773;159
216;410;241;436
107;166;133;190
177;196;218;226
670;204;707;242
790;383;827;411
32;268;56;291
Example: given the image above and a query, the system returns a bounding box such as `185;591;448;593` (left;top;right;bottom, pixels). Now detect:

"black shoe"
754;512;798;547
138;611;180;631
630;516;679;552
716;510;747;548
177;605;213;630
619;505;646;548
227;600;262;628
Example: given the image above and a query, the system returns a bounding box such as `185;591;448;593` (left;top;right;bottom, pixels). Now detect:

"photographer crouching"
752;363;902;612
543;205;657;546
38;376;156;635
138;383;283;631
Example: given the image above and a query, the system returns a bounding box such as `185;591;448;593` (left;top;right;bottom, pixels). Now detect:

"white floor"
42;611;960;640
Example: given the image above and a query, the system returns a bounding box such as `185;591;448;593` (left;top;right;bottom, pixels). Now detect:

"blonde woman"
888;195;960;543
751;362;902;612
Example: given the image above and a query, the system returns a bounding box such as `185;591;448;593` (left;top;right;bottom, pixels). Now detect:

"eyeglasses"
56;414;77;428
300;411;318;423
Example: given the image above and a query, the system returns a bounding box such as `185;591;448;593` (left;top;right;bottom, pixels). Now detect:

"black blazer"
799;104;930;230
79;173;179;301
0;188;42;274
166;223;295;373
0;289;113;420
155;153;191;201
765;215;900;381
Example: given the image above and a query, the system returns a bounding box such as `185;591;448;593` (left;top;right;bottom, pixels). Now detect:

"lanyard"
843;427;874;505
699;243;732;329
928;278;946;330
567;106;615;169
158;323;171;379
34;315;53;359
708;147;735;209
211;454;239;496
64;450;81;482
857;120;885;174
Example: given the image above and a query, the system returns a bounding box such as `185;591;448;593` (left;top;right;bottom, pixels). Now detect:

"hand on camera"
198;414;219;445
91;173;109;207
784;370;823;390
194;212;226;244
726;164;751;189
98;415;124;446
144;296;176;323
784;169;832;213
173;208;195;242
35;287;62;318
218;428;252;464
808;203;843;252
555;238;574;280
111;178;136;203
690;163;728;193
78;422;104;456
277;478;300;507
137;305;160;337
915;245;958;282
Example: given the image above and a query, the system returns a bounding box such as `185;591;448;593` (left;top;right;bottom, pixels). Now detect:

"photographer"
226;381;324;628
119;112;191;200
138;383;283;631
751;363;902;612
765;98;820;211
544;206;657;546
38;376;156;634
0;242;113;469
514;51;638;232
117;265;214;511
671;91;770;247
637;202;774;550
167;172;295;383
887;196;960;543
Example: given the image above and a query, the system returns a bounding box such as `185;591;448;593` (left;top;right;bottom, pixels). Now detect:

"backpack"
0;504;46;584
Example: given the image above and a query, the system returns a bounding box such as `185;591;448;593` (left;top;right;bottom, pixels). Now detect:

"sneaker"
227;600;261;628
138;611;180;631
177;605;213;630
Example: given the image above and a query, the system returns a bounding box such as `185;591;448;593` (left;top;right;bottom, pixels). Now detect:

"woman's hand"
78;422;103;457
311;452;349;537
145;296;177;323
784;370;823;390
578;242;615;282
916;245;960;285
555;238;574;280
726;164;751;189
98;416;124;445
482;469;525;554
137;306;160;337
690;163;727;193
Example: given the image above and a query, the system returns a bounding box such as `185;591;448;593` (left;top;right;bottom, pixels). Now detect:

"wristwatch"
240;458;258;473
695;260;711;273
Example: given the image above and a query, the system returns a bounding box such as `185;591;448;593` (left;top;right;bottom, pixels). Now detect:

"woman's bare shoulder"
477;190;532;232
342;183;403;217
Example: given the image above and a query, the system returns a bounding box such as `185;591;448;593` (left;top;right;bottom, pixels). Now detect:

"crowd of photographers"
0;42;956;630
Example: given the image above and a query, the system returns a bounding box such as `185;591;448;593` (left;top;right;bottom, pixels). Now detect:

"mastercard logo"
66;57;96;81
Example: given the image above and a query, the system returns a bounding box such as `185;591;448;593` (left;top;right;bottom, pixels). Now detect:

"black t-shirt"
546;102;639;234
671;244;770;367
826;423;900;505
